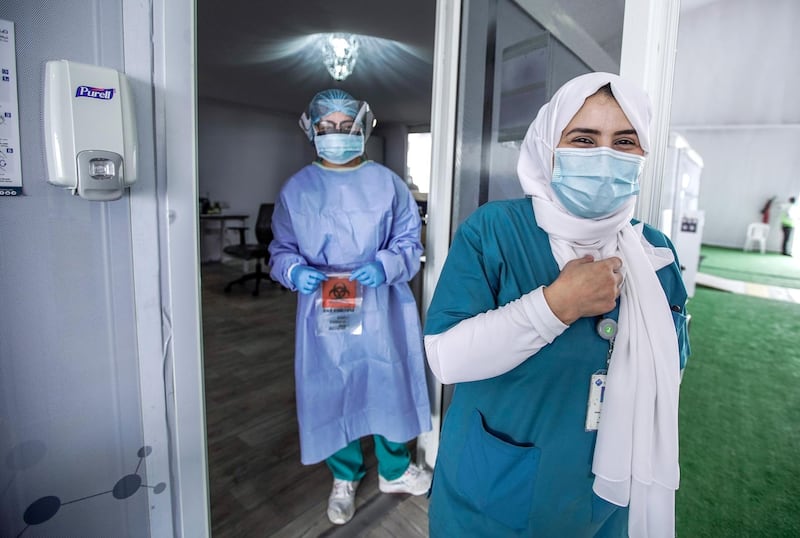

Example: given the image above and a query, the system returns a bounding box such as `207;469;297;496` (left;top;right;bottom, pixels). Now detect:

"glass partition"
451;0;625;233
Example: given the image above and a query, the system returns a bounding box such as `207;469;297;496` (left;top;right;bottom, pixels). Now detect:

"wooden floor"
201;261;430;537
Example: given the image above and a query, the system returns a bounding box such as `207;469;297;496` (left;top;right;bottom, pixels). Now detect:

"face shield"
299;89;376;142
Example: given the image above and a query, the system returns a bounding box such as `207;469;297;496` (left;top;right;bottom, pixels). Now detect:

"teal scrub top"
424;199;690;537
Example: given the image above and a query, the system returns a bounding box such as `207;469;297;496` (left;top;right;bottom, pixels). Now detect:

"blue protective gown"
269;160;432;465
424;199;690;537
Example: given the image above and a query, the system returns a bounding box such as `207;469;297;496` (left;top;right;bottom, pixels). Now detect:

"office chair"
223;203;276;296
743;222;770;254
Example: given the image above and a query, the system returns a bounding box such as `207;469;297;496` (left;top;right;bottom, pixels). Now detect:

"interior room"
196;1;438;535
196;1;438;234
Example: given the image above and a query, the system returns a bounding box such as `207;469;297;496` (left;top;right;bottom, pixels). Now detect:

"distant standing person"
760;195;776;224
779;196;798;255
269;89;432;526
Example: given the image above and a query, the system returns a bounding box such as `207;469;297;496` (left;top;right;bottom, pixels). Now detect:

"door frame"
134;0;211;535
620;0;682;225
416;0;462;470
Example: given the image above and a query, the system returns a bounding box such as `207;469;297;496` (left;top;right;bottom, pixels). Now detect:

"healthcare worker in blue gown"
269;89;432;526
424;73;691;537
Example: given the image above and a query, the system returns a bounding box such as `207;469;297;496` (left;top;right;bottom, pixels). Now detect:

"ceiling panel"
197;0;437;126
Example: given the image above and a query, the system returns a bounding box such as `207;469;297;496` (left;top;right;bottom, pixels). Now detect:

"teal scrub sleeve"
424;217;498;336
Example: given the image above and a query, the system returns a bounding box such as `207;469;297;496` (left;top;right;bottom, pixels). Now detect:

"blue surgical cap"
308;89;359;125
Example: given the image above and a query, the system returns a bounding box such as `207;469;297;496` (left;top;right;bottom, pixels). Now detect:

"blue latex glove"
349;262;386;288
291;265;328;294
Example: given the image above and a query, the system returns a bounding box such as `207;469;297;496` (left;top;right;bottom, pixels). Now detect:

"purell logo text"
75;86;115;100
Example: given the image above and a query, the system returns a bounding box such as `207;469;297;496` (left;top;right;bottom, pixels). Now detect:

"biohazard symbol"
322;276;357;309
329;282;351;299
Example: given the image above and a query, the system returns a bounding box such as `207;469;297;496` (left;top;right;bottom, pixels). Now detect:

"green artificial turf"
676;286;800;537
699;245;800;289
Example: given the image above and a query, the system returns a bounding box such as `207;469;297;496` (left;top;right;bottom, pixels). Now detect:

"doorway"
195;1;437;534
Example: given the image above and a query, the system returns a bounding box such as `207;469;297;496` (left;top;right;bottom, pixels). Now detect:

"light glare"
321;33;360;81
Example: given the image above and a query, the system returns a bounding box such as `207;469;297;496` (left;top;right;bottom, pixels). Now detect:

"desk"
200;214;248;263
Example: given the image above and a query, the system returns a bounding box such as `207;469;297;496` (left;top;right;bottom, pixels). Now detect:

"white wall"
0;1;169;535
675;127;800;250
377;121;409;179
198;98;315;240
670;0;800;250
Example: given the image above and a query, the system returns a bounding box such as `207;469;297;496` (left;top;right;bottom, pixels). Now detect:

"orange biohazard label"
321;276;358;310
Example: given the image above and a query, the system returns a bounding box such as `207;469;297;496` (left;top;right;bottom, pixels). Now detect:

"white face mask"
551;147;645;218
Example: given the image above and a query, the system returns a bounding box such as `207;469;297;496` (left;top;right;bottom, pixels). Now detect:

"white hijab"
517;72;681;538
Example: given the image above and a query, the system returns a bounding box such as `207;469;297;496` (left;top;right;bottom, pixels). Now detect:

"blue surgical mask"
551;147;645;219
314;133;365;165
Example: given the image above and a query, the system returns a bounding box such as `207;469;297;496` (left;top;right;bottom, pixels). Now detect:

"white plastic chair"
743;222;770;254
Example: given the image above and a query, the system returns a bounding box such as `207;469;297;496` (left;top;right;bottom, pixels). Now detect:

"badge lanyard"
585;317;617;432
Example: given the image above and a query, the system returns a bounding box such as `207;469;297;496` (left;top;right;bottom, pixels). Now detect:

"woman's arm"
425;286;567;384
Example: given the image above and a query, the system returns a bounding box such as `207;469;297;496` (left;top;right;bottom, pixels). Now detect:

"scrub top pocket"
456;409;541;531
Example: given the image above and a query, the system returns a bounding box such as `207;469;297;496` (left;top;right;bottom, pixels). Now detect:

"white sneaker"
327;478;359;525
378;463;432;496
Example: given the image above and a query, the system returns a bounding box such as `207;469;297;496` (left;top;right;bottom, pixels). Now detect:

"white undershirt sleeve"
424;286;568;384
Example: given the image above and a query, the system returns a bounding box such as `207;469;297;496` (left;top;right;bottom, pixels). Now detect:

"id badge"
585;370;607;432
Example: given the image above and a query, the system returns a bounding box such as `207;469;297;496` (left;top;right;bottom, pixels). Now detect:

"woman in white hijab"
424;72;690;537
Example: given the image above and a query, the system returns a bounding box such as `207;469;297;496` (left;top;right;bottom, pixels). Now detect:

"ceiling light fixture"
321;33;360;81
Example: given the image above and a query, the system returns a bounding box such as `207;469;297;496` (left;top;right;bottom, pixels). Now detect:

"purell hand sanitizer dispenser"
44;60;137;201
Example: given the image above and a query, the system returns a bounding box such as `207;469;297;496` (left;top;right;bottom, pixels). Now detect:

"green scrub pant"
326;435;410;482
